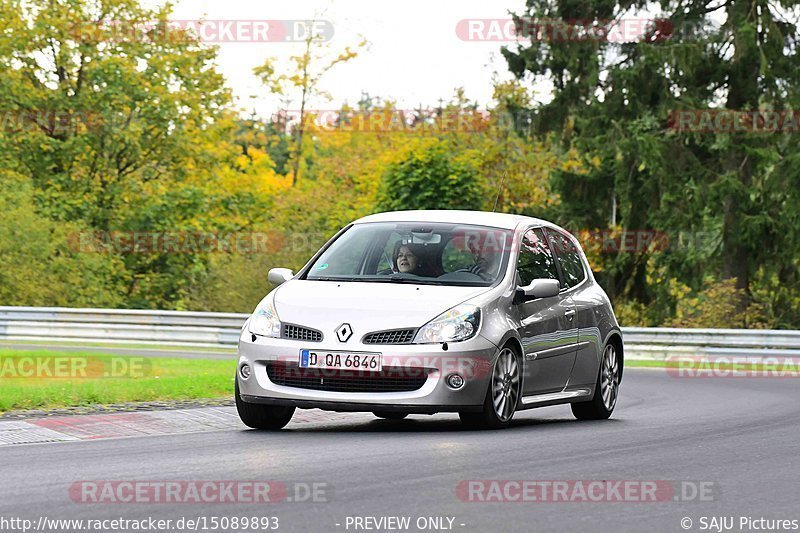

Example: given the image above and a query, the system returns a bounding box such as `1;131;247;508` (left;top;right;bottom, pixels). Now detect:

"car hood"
273;280;487;341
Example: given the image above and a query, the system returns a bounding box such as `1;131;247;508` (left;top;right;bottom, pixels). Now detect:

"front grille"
363;328;416;344
265;361;431;393
282;324;323;342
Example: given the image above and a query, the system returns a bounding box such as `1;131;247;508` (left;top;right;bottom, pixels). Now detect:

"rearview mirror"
268;268;294;286
520;278;560;301
409;232;442;245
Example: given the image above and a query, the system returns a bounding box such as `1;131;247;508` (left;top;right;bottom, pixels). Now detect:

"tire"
571;342;620;420
372;411;409;420
235;380;295;430
459;346;520;429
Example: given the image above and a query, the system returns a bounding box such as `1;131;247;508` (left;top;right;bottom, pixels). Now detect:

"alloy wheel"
600;344;619;412
491;348;520;422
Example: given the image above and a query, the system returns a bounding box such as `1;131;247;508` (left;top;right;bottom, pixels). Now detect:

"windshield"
305;222;513;286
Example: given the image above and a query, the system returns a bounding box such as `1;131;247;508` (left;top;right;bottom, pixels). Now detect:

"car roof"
352;210;552;231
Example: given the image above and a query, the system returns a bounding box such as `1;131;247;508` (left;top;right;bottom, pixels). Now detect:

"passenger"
467;252;500;280
464;237;501;280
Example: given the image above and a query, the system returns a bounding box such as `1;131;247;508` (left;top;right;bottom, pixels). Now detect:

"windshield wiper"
309;275;487;287
308;277;359;282
310;275;444;285
384;276;444;285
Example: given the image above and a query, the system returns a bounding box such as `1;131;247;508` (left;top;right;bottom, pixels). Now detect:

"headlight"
414;304;481;344
248;294;281;338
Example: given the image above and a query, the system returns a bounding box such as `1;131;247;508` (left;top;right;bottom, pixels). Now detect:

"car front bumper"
236;328;499;413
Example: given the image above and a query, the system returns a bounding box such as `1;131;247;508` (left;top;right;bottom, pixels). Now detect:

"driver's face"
396;246;418;273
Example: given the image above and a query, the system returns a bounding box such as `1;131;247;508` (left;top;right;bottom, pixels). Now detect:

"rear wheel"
372;411;408;420
459;346;520;429
235;381;295;430
571;342;620;420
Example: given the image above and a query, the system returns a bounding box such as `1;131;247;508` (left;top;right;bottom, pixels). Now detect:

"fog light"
240;363;251;380
446;373;465;390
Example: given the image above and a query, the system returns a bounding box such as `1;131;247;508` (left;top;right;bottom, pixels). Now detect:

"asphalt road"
1;368;798;533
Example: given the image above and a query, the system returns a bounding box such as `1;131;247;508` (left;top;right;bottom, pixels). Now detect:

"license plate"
299;350;382;372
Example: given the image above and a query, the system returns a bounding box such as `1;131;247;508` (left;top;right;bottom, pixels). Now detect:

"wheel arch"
502;336;524;360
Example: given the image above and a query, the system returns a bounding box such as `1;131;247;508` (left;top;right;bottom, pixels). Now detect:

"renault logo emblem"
336;323;353;342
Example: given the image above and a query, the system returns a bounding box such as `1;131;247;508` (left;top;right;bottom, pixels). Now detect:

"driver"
394;244;424;274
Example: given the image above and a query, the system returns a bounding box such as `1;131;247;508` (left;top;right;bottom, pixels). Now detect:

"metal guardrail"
1;307;799;359
622;327;800;359
0;307;246;349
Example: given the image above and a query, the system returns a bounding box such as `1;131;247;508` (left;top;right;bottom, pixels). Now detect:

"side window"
517;228;559;286
547;228;586;289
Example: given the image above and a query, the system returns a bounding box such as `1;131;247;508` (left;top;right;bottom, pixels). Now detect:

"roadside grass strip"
0;349;235;413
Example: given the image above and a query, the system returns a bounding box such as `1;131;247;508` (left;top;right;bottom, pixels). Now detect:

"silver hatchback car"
236;210;623;429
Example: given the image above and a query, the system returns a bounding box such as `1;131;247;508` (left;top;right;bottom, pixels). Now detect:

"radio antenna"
492;170;507;212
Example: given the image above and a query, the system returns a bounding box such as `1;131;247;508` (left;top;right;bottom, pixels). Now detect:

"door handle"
565;309;576;320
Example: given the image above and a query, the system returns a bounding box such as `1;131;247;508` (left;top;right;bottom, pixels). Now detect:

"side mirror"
268;267;294;286
518;278;560;301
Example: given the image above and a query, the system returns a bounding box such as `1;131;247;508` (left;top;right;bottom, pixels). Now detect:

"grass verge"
0;348;235;413
626;358;797;373
2;350;792;414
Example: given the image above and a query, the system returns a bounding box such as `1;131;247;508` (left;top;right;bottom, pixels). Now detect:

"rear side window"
547;228;586;289
517;228;559;286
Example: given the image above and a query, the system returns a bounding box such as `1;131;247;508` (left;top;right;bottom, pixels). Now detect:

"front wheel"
459;346;520;429
571;342;620;420
235;381;295;430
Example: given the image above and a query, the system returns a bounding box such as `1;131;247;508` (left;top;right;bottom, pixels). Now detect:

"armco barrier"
0;307;246;349
1;307;798;359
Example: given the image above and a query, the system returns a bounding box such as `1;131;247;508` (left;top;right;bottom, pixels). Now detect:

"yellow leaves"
334;48;358;63
564;115;575;136
614;300;649;327
668;278;692;299
233;153;249;170
492;80;534;108
668;277;771;328
560;149;590;174
255;37;367;103
560;159;583;172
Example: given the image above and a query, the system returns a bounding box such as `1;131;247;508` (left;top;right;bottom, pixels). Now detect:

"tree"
254;23;366;186
0;0;231;229
502;0;800;326
0;173;125;307
376;141;487;211
0;0;289;310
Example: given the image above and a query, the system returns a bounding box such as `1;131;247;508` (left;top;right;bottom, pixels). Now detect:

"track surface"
1;368;798;532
